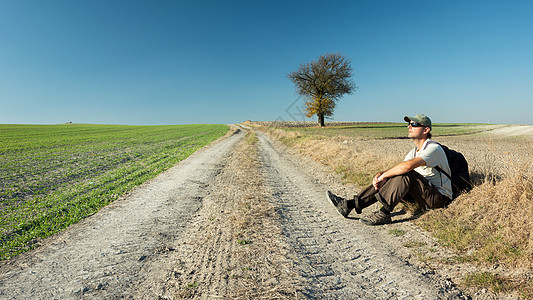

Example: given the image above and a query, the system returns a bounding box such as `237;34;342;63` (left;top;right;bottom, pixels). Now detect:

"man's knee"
385;171;414;187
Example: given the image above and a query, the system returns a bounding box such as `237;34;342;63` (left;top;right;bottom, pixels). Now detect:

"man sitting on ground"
327;114;453;225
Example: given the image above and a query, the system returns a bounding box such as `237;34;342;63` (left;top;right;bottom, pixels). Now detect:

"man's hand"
372;172;388;190
372;157;427;191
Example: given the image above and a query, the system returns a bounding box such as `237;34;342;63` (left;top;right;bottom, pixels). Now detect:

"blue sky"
1;0;532;125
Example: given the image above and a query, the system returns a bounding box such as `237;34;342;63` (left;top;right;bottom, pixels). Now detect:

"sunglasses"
408;122;426;128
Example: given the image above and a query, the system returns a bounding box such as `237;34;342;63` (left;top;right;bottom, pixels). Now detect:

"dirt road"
0;126;466;299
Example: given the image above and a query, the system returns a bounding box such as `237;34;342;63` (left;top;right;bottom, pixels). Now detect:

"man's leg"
356;184;381;209
327;184;380;218
360;171;449;225
358;173;413;225
403;172;451;210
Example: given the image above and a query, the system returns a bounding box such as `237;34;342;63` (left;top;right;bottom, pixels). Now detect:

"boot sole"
360;217;392;226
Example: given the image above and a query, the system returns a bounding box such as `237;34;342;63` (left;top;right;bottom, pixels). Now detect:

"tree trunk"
318;114;325;127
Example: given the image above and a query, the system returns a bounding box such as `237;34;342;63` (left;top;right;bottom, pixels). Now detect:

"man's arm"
373;157;426;190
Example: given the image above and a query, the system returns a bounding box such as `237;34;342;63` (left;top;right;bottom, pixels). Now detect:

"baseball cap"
404;114;432;130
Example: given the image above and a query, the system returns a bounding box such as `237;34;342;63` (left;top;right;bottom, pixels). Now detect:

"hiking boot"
360;210;392;226
326;191;352;218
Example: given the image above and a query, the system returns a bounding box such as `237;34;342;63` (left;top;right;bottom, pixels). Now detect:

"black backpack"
434;144;472;199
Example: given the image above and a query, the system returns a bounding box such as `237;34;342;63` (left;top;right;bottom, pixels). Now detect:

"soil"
1;124;529;299
484;125;533;137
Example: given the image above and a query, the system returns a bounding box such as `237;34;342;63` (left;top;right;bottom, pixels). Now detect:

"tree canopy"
288;53;356;126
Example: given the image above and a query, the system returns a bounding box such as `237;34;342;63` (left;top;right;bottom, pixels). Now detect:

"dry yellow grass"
417;175;533;267
416;161;533;297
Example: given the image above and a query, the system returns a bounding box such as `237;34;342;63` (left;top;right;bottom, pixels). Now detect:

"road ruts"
0;128;245;299
256;131;465;299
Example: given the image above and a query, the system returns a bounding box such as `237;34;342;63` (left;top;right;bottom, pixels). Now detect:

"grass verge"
463;272;515;294
416;174;533;297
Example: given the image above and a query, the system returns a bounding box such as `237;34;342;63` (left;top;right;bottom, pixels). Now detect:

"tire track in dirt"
256;131;466;299
0;128;244;299
166;148;248;298
165;128;302;298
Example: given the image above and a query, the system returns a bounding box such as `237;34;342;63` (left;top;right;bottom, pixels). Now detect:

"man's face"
408;122;428;139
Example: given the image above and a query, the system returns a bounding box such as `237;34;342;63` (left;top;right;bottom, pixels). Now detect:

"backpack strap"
434;165;451;180
411;141;451;181
429;141;452;180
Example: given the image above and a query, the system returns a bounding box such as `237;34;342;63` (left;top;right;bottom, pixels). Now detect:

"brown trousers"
357;170;451;212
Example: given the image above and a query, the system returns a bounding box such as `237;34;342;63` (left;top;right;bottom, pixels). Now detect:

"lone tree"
288;53;356;127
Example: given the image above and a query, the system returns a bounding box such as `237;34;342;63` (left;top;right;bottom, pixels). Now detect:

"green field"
0;124;228;260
